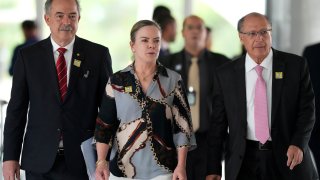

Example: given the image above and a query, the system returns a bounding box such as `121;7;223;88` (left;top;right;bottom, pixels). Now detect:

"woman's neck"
134;60;157;82
134;60;157;75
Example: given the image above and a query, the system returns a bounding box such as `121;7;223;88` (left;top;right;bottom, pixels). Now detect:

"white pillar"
35;0;45;38
268;0;320;55
184;0;193;17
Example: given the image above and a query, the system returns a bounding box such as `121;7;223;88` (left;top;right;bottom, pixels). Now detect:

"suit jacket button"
239;155;243;160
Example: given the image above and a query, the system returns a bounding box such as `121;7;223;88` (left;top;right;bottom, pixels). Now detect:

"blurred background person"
95;20;196;180
153;5;177;58
152;5;171;21
159;15;230;180
303;43;320;175
8;20;39;76
154;14;177;57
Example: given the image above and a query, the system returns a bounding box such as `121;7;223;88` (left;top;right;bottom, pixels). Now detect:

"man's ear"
44;15;50;25
239;33;244;43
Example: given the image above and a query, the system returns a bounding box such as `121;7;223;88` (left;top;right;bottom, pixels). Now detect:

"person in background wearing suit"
94;20;196;180
154;14;177;57
2;0;112;179
9;20;39;76
159;15;230;180
206;12;318;180
303;43;320;174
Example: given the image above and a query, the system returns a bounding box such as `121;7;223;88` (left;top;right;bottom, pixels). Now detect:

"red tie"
56;48;68;101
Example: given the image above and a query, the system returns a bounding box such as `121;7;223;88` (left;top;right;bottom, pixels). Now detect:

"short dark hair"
237;12;271;32
130;20;161;42
152;5;171;20
21;20;37;30
154;14;175;32
44;0;81;15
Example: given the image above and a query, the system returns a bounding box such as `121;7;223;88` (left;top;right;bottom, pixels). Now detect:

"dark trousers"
26;154;88;180
186;132;207;180
237;142;282;180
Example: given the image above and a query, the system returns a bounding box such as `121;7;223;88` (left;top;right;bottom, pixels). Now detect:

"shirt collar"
184;49;206;62
51;36;75;53
245;50;273;72
161;40;169;50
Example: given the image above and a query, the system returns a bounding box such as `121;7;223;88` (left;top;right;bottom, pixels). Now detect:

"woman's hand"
172;164;187;180
95;160;110;180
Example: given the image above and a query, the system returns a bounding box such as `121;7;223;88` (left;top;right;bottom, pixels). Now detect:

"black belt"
57;148;64;155
246;140;272;150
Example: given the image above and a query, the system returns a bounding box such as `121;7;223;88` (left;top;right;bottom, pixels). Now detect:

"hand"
287;145;303;170
172;164;186;180
95;160;110;180
206;174;221;180
3;160;20;180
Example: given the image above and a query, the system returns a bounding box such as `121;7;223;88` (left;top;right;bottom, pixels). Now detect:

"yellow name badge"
125;86;132;93
275;72;283;79
73;59;81;67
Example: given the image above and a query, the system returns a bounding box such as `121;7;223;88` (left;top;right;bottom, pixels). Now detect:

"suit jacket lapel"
234;57;247;127
64;36;84;102
271;49;285;126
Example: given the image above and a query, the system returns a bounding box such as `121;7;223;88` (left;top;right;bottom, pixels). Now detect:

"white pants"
109;173;173;180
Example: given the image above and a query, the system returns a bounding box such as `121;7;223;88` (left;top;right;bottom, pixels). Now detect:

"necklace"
134;65;156;82
136;70;156;81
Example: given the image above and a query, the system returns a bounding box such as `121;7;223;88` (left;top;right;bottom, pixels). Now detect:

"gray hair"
237;12;271;32
44;0;81;15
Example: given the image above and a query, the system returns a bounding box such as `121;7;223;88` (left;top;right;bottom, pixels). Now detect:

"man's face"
239;15;272;63
44;0;80;45
167;21;177;42
182;17;206;49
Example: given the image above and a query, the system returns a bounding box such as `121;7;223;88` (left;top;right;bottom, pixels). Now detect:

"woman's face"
130;25;161;63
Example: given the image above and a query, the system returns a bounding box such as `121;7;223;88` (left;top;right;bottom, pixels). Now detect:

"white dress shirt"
51;37;75;85
245;50;273;141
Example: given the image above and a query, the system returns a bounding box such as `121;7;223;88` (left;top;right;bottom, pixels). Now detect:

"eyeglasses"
240;29;272;38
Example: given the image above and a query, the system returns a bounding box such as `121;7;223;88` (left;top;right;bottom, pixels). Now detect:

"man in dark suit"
2;0;112;179
159;15;230;180
206;12;318;180
303;43;320;174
